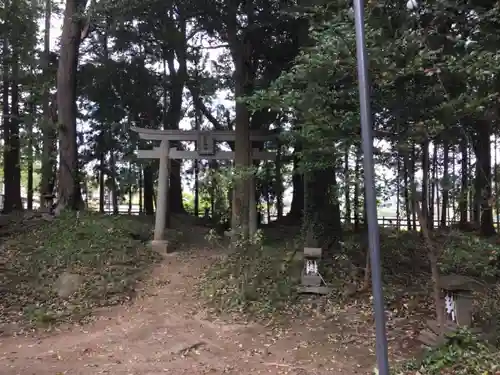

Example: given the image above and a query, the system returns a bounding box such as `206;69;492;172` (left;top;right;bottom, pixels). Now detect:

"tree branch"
412;184;445;337
80;20;92;41
188;85;225;130
188;84;235;150
79;0;99;42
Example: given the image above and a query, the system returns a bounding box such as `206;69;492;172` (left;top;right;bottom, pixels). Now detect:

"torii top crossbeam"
130;126;278;142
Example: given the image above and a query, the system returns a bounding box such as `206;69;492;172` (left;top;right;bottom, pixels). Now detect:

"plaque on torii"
197;132;215;156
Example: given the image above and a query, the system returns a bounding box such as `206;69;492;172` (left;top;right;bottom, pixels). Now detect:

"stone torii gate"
132;126;276;253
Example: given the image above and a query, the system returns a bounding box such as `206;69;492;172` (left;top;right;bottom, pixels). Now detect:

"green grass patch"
0;211;160;330
397;329;500;375
200;227;500;334
199;235;302;318
343;229;500;282
438;231;500;278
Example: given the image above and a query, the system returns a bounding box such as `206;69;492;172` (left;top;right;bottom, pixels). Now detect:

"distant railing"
94;210;439;230
0;197;479;231
96;209;462;229
0;196;40;210
342;217;461;231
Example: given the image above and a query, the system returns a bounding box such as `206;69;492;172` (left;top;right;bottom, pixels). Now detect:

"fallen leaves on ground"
0;211;160;332
199;226;500;374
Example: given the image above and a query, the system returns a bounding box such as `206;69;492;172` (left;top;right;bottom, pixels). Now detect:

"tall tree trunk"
451;148;456;221
40;0;56;205
128;183;132;214
27;101;35;210
441;140;449;227
193;64;201;217
230;38;252;236
436;178;440;225
4;36;22;212
139;167;143;214
396;152;401;229
194;161;199;216
430;144;437;226
99;152;105;213
403;152;411;230
353;148;361;231
2;23;10;212
275;143;283;220
473;161;481;225
56;0;87;210
304;157;342;263
411;144;417;230
469;144;474;223
27;0;38;210
495;135;499;227
10;51;21;210
162;20;188;215
143;165;154;215
288;144;304;220
84;180;89;206
211;167;216;217
422;140;430;229
473;120;495;236
459;139;468;226
265;162;271;223
168;159;183;213
110;151;118;214
344;145;351;224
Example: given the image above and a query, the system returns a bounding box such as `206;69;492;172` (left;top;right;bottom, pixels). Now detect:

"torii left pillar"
137;140;171;254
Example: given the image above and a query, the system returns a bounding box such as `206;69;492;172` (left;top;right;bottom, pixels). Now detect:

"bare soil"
0;247;419;375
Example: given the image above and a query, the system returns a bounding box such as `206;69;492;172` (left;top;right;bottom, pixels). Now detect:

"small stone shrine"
298;247;330;295
417;274;483;347
440;274;480;327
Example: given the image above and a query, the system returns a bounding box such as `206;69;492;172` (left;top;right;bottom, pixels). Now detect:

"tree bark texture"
56;0;87;210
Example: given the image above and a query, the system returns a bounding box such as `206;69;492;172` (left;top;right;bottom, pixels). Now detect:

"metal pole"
352;0;390;374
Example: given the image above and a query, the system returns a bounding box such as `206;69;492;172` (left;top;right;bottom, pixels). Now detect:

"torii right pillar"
230;162;258;239
230;147;274;242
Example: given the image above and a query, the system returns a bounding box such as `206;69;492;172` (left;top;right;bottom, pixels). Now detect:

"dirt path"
0;248;393;375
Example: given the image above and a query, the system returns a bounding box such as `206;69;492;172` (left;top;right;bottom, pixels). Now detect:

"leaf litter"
1;220;499;374
0;211;160;333
198;226;500;374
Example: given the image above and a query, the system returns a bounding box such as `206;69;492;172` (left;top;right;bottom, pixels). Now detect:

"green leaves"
399;329;500;375
248;0;500;168
200;237;301;318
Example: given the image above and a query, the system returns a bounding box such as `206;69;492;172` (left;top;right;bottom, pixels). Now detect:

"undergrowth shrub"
0;211;160;328
439;231;500;278
397;329;500;375
200;229;301;317
343;230;500;280
342;230;500;329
